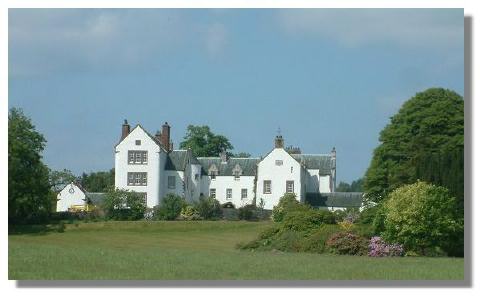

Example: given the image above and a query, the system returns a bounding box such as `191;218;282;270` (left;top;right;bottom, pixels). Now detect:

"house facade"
114;120;336;210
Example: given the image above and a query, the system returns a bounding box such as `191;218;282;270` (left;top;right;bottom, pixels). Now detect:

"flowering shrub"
180;205;201;221
338;220;355;232
368;236;404;257
326;232;369;256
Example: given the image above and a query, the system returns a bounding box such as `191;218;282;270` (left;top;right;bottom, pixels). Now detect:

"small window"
210;188;216;198
210;172;216;180
291;166;293;173
263;180;272;194
234;171;240;180
286;181;294;193
135;140;141;145
241;189;248;199
168;176;176;189
226;188;232;199
127;172;147;186
275;160;283;166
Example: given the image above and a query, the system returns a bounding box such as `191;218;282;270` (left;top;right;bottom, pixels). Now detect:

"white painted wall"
56;183;86;212
115;125;163;208
164;170;185;200
319;175;332;193
256;148;302;210
207;175;256;207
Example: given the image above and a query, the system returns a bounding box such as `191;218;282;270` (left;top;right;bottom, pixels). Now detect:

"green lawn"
9;221;464;280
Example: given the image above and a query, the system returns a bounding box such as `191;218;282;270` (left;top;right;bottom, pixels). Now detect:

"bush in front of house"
382;181;464;257
303;224;342;253
282;208;335;232
238;204;258;221
102;188;146;221
154;194;186;221
180;205;201;221
326;232;369;256
271;193;310;222
368;236;404;257
196;196;223;220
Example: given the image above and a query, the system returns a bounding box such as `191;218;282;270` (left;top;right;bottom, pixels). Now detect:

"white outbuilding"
56;182;87;212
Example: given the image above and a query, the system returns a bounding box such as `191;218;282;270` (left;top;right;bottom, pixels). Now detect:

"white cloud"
277;9;464;49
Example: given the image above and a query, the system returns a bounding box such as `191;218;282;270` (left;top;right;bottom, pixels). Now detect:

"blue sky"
8;9;464;183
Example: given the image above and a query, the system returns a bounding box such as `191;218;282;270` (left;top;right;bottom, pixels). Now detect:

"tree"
154;194;186;220
80;169;115;192
49;169;77;192
102;188;146;220
382;181;463;256
336;178;364;192
364;88;464;203
179;125;233;157
232;152;251;158
335;182;351;192
9;108;52;224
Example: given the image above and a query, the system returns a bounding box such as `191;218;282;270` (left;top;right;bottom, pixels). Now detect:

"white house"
114;120;340;210
56;182;87;212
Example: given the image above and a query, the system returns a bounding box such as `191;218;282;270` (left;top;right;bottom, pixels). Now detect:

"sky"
8;8;464;183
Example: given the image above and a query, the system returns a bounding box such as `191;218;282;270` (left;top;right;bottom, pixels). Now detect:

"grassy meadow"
9;221;464;280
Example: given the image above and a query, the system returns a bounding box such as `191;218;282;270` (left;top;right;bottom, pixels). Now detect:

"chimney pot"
121;119;131;141
161;122;171;152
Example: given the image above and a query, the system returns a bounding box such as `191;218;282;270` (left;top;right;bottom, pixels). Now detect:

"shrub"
222;202;235;209
338;220;355;232
343;208;360;223
196;196;222;220
383;181;464;256
282;209;335;232
326;232;369;256
102;188;146;220
56;221;66;233
180;205;201;221
238;204;258;221
368;236;404;257
333;209;347;223
271;193;309;222
358;205;379;225
303;224;341;253
154;194;186;220
144;208;154;220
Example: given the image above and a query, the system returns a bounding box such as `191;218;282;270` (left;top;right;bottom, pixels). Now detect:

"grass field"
9;221;464;280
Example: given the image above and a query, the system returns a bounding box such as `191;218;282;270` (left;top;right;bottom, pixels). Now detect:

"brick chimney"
161;122;171;151
274;135;284;148
121;119;130;141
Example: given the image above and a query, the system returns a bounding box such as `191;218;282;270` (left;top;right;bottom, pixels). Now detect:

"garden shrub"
180;205;201;221
102;188;146;221
368;236;404;257
271;193;310;222
333;209;347;223
382;181;464;256
221;202;235;209
196;196;223;220
282;208;335;232
326;232;369;256
154;194;186;220
238;204;258;221
358;205;379;225
303;224;341;253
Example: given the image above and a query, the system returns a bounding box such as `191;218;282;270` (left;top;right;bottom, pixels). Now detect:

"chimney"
274;135;284;148
331;147;336;168
121;119;130;141
220;149;227;163
161;122;171;151
155;130;162;143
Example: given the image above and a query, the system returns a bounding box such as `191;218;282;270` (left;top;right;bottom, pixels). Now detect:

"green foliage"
271;193;309;222
282;209;336;232
303;224;344;253
9;108;52;225
154;194;186;221
79;169;115;192
382;181;464;256
326;232;369;256
358;205;380;225
238;204;258;221
336;178;364;192
364;88;464;203
49;169;77;192
179;125;234;157
232;152;251;158
196;196;223;220
102;188;146;220
180;205;201;221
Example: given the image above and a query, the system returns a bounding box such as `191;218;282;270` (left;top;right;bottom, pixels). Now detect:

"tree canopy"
363;88;464;203
79;169;115;192
336;178;364;192
9;108;52;224
179;125;234;157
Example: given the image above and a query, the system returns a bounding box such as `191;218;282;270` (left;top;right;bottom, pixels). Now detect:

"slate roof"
305;192;363;208
165;150;189;171
85;193;106;206
291;154;333;174
197;157;260;176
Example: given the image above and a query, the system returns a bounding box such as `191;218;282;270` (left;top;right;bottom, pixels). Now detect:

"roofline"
114;124;168;153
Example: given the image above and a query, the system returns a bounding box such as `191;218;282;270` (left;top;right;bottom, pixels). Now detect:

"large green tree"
364;88;464;203
9;108;52;224
80;168;115;192
49;169;77;192
179;125;234;157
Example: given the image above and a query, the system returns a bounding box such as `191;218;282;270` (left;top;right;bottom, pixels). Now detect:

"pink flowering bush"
368;236;404;257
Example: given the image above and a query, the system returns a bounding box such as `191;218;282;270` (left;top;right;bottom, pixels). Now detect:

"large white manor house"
115;120;338;210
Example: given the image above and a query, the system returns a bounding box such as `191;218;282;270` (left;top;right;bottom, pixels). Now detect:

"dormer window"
208;164;218;180
233;164;242;181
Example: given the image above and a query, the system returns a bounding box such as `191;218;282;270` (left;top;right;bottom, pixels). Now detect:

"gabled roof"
197;157;260;176
291;154;333;174
115;124;167;153
165;150;189;171
305;192;363;208
59;182;86;194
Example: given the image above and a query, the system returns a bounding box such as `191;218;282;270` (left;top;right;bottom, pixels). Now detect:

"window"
275;160;283;166
127;172;147;186
241;189;248;199
226;189;232;199
168;176;176;189
234;171;240;180
210;172;216;180
210;188;216;198
286;181;294;193
263;180;272;194
291;166;293;173
135;140;141;145
128;150;148;164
